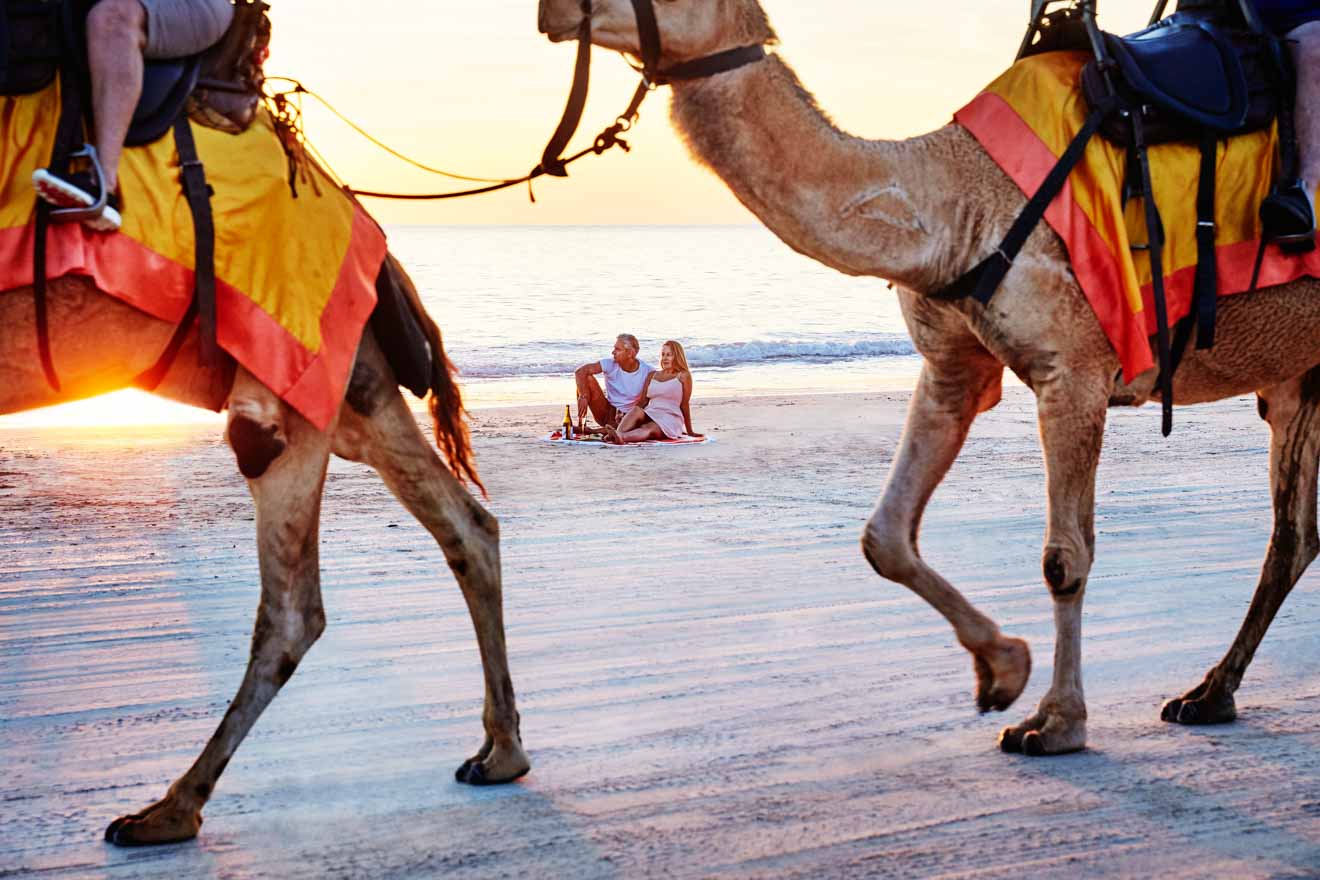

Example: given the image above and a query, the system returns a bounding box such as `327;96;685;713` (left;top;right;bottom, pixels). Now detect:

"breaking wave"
455;337;917;379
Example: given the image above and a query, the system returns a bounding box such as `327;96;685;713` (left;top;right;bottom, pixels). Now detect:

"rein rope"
281;0;765;202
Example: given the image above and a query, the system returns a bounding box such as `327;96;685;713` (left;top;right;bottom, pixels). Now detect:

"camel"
0;257;530;844
539;0;1320;755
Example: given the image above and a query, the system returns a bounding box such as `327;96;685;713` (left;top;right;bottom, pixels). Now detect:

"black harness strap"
1170;131;1219;373
537;8;593;178
32;203;59;391
630;0;661;79
32;64;90;393
133;297;199;391
135;114;219;390
934;93;1120;303
656;45;767;84
173;114;217;362
1130;111;1175;437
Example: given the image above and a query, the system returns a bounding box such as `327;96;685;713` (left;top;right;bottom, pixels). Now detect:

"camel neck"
669;55;988;291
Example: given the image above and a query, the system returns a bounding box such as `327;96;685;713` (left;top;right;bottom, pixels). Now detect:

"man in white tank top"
574;334;654;429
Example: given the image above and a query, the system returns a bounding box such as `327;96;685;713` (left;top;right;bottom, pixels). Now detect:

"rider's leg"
1290;21;1320;196
86;0;147;195
1262;20;1320;246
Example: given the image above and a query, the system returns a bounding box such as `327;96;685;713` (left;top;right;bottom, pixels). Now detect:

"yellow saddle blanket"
955;51;1320;380
0;84;387;429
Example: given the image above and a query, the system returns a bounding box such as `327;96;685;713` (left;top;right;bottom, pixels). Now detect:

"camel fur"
539;0;1320;755
0;256;530;845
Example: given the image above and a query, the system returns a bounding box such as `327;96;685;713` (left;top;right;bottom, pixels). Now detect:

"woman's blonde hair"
662;340;691;374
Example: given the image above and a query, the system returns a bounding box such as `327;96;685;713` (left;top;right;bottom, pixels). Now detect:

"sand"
2;388;1320;878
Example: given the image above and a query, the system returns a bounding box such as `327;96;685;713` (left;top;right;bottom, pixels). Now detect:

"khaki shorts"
139;0;234;59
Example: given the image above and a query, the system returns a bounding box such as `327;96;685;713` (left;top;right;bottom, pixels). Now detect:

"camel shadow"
98;779;613;880
1004;715;1320;872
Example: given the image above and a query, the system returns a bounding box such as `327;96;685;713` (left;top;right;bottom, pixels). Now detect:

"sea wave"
455;337;917;379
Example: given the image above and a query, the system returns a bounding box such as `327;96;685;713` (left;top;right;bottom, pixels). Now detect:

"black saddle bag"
0;0;63;95
1080;9;1287;145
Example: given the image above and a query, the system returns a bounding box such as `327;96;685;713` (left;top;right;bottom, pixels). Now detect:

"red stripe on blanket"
0;207;384;430
955;91;1154;379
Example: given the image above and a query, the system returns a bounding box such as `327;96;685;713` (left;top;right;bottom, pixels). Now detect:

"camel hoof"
454;758;495;785
998;726;1023;753
1162;692;1236;726
455;760;530;786
454;751;531;786
974;636;1032;713
1022;731;1047;757
104;807;201;847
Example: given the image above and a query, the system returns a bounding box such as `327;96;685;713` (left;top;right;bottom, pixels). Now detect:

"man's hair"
616;333;640;352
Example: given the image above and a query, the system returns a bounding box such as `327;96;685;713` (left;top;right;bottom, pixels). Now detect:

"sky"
266;0;1159;225
2;0;1166;428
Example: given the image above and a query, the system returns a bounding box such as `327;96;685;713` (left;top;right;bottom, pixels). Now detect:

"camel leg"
106;371;330;845
333;341;529;785
861;354;1032;714
1161;369;1320;725
998;376;1107;756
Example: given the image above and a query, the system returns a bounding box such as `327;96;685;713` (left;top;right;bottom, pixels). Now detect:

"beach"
3;387;1320;878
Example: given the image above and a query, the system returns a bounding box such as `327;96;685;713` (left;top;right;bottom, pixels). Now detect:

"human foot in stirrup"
1260;180;1316;254
31;168;122;232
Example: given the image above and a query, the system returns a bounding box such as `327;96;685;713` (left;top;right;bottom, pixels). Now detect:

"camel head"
538;0;776;68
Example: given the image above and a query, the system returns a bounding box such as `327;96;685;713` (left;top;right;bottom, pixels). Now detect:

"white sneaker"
31;168;122;232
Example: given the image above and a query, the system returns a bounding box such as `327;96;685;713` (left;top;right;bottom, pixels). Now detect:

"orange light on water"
0;390;224;430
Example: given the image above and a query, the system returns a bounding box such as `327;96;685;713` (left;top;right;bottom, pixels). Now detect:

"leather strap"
1169;132;1219;374
31;64;88;393
630;0;661;81
1131;112;1176;437
933;94;1119;303
135;115;219;390
1192;131;1219;350
537;7;592;178
32;201;59;391
656;45;766;85
134;296;198;391
172;114;218;363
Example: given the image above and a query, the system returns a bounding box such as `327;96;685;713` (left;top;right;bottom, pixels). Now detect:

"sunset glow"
0;390;223;430
0;0;1162;429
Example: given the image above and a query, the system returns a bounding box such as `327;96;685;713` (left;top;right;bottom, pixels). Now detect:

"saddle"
1;0;269;391
940;0;1302;435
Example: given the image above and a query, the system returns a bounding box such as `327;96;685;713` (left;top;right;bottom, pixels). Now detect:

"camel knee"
861;515;918;583
444;517;499;586
1042;539;1091;599
228;413;288;479
253;600;325;686
227;369;288;478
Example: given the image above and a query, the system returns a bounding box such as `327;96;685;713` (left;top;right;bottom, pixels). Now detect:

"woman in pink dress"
604;340;701;444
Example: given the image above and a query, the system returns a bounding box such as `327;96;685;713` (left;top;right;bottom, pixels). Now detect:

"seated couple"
574;335;702;444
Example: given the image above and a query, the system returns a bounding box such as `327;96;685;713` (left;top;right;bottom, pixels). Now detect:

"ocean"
390;225;922;409
0;225;926;428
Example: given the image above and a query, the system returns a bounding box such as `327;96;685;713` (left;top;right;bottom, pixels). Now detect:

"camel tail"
383;253;487;497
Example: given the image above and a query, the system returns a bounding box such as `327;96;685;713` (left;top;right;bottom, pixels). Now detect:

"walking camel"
0;256;531;844
539;0;1320;755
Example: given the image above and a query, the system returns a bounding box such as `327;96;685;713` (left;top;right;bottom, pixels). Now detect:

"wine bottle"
562;404;573;440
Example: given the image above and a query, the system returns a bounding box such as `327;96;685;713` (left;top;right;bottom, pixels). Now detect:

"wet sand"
3;389;1320;878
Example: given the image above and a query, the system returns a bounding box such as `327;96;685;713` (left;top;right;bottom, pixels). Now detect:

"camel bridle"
308;0;769;202
537;0;767;178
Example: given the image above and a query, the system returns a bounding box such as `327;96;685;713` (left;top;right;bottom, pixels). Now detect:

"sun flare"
0;390;223;430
